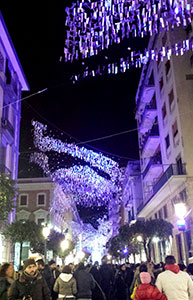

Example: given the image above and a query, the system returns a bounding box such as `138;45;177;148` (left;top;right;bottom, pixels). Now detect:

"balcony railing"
137;163;186;214
1;118;14;138
139;98;157;128
141;124;159;150
153;163;186;195
142;152;162;179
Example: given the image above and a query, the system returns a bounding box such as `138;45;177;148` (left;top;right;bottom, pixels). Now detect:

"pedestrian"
178;263;187;272
74;262;95;300
0;263;13;300
89;262;105;300
36;259;54;291
53;265;77;300
99;257;114;300
187;263;193;280
156;255;193;300
48;260;60;300
115;264;130;300
8;258;51;300
134;272;166;300
68;263;75;273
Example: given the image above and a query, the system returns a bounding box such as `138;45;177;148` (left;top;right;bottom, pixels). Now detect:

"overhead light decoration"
64;0;193;80
30;121;121;207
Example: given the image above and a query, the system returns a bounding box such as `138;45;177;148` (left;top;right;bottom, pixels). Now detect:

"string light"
64;0;192;62
70;37;193;81
32;121;120;183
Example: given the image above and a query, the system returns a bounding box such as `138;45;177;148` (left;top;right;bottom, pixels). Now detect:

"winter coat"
51;268;61;300
74;269;95;299
89;266;104;300
41;265;54;291
53;273;77;298
8;271;51;300
156;270;193;300
0;277;10;300
115;270;129;300
134;284;167;300
99;264;114;293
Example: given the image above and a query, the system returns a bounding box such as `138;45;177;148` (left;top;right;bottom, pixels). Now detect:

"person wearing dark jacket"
99;260;114;300
48;260;60;300
54;265;77;299
74;263;95;300
115;264;131;300
36;259;54;292
8;258;51;300
134;272;166;300
0;263;13;300
89;263;105;300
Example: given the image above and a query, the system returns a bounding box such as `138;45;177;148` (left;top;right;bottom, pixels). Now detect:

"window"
159;77;163;92
163;205;168;218
154;213;158;219
0;51;4;72
19;195;28;206
165;60;171;76
37;218;45;226
180;189;187;202
162;103;167;119
172;120;178;138
165;134;170;149
37;194;45;206
169;89;174;107
5;59;11;84
148;70;154;85
158;209;163;219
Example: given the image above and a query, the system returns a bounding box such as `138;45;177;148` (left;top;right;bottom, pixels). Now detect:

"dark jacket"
99;264;114;293
134;284;167;300
89;266;104;300
0;277;10;300
8;271;51;300
115;270;130;300
41;265;54;291
74;269;95;299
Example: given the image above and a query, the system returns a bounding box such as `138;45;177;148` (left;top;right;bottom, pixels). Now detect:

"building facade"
135;26;193;264
120;161;143;226
16;177;81;262
0;12;29;263
17;177;81;230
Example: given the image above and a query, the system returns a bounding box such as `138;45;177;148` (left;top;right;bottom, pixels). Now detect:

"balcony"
137;163;187;216
137;83;155;112
141;124;160;156
142;152;163;180
1;118;15;140
139;98;157;134
5;77;17;99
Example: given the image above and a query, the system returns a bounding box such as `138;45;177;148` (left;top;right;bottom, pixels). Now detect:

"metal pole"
44;240;47;264
183;231;189;266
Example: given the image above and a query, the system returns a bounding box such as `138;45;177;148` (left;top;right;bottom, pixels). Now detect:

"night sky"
1;2;148;226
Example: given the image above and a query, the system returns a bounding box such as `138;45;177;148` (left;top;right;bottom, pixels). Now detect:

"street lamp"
174;202;188;265
42;225;50;264
61;239;70;251
137;235;143;242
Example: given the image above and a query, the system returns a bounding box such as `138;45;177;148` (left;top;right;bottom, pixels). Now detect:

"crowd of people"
0;255;193;300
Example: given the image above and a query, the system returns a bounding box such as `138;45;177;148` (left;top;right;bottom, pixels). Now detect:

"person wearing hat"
48;260;60;300
134;272;166;300
8;259;51;300
36;259;54;292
